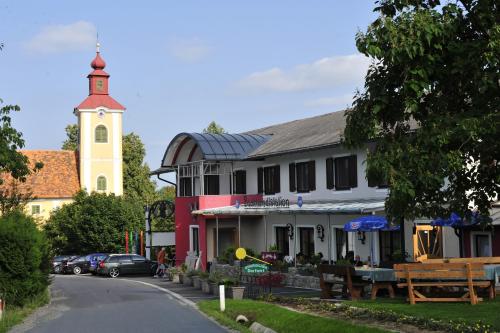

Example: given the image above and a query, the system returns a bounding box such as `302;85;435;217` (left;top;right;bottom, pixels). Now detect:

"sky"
1;1;378;182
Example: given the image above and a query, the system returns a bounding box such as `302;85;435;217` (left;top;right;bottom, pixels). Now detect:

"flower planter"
201;279;210;293
184;275;193;286
209;282;219;296
171;273;180;283
178;273;184;284
231;286;245;300
192;276;201;289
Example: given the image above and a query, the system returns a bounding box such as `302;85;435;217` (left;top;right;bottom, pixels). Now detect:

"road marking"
120;279;197;308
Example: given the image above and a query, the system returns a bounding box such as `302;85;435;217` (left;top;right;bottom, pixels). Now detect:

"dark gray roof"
164;132;271;163
244;110;347;158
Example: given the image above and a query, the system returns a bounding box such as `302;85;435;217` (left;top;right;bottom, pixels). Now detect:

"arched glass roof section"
162;132;271;167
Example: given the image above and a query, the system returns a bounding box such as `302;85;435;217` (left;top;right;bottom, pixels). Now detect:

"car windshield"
54;256;67;261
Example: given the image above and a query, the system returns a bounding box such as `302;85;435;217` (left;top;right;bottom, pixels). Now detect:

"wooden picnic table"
354;267;396;300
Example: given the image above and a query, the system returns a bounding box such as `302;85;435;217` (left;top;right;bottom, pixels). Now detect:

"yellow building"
0;44;124;221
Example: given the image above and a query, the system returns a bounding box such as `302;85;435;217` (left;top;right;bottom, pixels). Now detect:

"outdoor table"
354;267;396;299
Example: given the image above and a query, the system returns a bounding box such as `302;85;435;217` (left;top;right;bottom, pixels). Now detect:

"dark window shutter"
349;155;358;188
289;163;296;192
326;158;334;189
308;160;316;191
367;172;377;188
274;165;281;193
334;158;340;190
257;167;263;194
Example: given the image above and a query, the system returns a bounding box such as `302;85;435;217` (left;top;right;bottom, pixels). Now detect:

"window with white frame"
31;205;41;215
190;226;200;256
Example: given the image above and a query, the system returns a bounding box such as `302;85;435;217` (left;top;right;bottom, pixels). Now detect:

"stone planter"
231;286;245;300
184;275;193;286
171;273;180;283
209;282;219;296
201;279;210;293
178;273;184;284
192;276;201;289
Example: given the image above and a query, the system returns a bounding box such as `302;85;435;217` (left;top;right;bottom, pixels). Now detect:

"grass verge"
198;299;388;333
346;297;500;329
0;289;50;333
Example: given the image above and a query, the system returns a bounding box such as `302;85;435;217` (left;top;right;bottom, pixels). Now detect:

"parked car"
87;253;108;275
52;255;77;274
97;254;157;278
62;255;91;275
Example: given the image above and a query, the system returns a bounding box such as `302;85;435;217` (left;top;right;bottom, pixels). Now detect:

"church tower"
75;43;124;195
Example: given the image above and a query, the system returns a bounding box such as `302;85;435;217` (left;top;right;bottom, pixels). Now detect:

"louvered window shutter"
308;160;316;191
257;167;263;194
274;165;281;193
326;158;334;189
289;163;296;192
349;155;358;188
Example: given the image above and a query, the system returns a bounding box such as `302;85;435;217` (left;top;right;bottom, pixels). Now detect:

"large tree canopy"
44;191;143;254
203;121;226;134
344;0;499;222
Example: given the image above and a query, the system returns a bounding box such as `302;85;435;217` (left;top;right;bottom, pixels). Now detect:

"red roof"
76;94;125;110
0;150;80;199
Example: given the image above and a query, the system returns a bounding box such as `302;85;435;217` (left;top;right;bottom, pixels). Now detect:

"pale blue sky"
1;1;377;174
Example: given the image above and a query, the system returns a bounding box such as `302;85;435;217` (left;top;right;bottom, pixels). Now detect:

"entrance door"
214;228;237;257
413;225;443;262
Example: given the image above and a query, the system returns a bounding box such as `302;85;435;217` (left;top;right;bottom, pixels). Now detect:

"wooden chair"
394;262;493;305
318;264;370;300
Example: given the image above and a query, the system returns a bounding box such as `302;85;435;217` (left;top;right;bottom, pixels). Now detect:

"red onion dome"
91;52;106;70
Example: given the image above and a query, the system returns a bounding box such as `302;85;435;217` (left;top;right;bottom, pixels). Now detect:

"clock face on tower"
96;79;104;92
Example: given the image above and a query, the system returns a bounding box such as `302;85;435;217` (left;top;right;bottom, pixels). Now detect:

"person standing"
154;247;166;278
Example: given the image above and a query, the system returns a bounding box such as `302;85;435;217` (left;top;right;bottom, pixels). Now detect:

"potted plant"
185;269;198;286
190;270;202;288
221;277;244;300
167;267;180;283
209;271;223;295
178;263;187;284
199;271;210;293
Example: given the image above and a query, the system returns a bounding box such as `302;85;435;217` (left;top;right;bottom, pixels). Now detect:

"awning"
192;199;385;216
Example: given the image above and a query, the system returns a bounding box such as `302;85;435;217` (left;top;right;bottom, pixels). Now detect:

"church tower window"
95;125;108;143
97;176;107;191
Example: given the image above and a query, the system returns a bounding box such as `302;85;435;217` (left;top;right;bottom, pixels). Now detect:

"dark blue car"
87;253;108;275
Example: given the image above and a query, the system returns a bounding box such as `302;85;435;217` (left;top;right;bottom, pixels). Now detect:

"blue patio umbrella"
431;212;480;257
344;216;400;267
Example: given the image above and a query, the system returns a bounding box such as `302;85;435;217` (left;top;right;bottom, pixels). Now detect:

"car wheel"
54;265;61;274
73;266;82;275
109;268;120;278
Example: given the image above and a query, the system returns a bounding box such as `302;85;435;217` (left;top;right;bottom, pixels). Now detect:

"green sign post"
243;263;269;274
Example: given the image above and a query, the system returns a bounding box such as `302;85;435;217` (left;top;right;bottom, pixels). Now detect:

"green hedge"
0;211;50;306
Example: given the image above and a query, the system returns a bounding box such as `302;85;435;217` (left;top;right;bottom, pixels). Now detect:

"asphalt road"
12;274;226;333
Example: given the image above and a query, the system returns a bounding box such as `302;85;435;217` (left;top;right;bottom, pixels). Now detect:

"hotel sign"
243;263;268;274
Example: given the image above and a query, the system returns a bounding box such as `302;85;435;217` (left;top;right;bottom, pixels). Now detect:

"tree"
61;126;156;205
44;191;143;254
0;179;33;215
122;133;156;204
0;100;36;183
344;0;499;222
150;186;176;231
203;121;226;134
61;124;78;150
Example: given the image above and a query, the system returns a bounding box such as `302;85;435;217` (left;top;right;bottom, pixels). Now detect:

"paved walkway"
124;276;320;303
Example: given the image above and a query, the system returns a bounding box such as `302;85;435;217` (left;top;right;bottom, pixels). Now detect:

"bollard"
219;285;225;312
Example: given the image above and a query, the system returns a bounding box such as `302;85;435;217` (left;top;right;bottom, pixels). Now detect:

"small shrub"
0;211;51;306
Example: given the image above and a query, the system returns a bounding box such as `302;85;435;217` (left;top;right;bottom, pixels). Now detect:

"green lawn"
0;291;49;333
347;297;500;329
198;299;389;333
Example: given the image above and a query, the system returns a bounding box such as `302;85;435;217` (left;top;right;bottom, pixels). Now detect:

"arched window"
95;125;108;143
97;176;107;191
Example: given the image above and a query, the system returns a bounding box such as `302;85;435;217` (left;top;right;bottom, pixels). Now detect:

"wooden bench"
318;264;370;300
423;257;500;265
394;263;494;305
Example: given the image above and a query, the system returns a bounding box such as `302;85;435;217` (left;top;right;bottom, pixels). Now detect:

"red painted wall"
463;226;500;257
175;194;263;269
174;197;198;267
